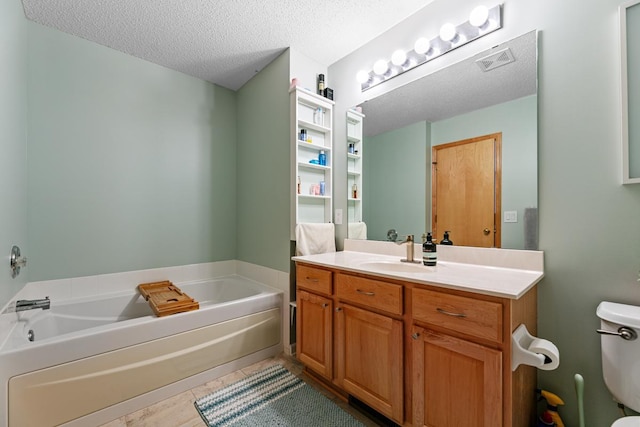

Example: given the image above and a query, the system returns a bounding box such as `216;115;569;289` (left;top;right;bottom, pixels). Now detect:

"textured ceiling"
21;0;433;91
362;30;538;136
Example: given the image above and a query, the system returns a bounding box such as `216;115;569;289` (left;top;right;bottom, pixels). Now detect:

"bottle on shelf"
314;107;324;126
299;129;307;142
297;176;301;194
317;74;325;95
319;150;327;166
320;181;325;196
352;183;358;199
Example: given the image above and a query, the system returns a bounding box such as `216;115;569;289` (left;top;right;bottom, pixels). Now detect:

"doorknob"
483;228;491;235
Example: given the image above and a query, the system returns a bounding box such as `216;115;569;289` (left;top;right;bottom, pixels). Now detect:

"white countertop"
292;250;544;300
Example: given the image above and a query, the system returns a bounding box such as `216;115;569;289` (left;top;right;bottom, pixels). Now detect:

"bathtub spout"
16;297;50;312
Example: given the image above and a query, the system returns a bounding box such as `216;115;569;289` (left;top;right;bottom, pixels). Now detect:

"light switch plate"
504;210;518;223
335;209;343;225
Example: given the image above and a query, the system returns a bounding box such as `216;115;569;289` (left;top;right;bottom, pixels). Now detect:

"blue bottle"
319;150;327;166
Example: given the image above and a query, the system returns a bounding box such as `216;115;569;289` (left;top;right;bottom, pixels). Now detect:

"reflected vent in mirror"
476;48;515;72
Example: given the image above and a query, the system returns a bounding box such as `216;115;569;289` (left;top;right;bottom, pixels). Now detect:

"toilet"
597;301;640;426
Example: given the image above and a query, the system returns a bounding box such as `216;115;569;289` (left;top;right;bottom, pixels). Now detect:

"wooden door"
296;290;333;380
432;134;501;247
336;303;403;423
412;326;502;427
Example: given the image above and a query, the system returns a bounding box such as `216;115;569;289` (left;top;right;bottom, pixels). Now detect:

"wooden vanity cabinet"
411;286;537;427
334;272;404;423
296;265;333;380
294;262;537;427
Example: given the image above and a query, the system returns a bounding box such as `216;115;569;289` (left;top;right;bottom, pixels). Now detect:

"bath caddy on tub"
138;281;199;317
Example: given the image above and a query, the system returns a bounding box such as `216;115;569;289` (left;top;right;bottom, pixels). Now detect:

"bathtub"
0;275;283;427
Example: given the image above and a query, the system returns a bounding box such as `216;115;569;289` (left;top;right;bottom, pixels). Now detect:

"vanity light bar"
358;4;503;91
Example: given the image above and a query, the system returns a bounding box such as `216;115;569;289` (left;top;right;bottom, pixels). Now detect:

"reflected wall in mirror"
348;30;538;250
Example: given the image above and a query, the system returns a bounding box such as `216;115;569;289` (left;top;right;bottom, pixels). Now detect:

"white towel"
295;223;336;256
348;222;367;240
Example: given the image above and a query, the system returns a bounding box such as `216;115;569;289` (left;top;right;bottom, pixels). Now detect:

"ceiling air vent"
475;47;515;72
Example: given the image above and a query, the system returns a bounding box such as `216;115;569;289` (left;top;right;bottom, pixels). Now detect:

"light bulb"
469;5;489;27
439;23;457;42
373;59;389;76
356;70;370;84
391;49;407;66
414;37;431;55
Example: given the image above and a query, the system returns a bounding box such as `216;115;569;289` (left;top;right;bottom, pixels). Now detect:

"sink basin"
358;261;433;274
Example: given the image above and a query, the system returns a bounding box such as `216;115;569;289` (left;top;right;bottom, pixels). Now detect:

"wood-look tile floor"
100;353;383;427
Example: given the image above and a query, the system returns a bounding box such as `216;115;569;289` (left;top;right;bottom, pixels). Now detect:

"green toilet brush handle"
575;373;585;427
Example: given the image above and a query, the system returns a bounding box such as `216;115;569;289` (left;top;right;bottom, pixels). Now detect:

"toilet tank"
597;301;640;413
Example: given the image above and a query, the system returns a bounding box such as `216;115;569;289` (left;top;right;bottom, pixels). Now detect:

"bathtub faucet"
16;297;50;312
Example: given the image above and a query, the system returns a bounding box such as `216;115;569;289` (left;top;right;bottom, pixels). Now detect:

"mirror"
348;30;538;250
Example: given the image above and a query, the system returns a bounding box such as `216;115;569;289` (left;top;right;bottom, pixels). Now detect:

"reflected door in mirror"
432;133;502;248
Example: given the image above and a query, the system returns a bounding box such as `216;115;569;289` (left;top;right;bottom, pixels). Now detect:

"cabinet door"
412;326;502;427
336;304;403;423
296;290;333;380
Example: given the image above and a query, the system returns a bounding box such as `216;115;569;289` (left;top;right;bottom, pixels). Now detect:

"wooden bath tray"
138;281;199;317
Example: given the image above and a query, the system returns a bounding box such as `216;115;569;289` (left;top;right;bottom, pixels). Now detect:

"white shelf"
298;140;331;151
299;162;331;171
299;119;331;134
299;194;332;200
291;87;334;239
346;110;364;228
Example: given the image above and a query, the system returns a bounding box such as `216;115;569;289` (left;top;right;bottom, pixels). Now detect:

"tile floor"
99;353;382;427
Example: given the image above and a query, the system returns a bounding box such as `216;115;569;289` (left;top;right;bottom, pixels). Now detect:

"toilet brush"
574;373;585;427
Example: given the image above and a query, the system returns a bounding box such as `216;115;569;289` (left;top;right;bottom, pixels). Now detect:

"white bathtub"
0;275;283;427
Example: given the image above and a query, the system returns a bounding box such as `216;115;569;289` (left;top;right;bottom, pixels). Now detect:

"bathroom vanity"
293;242;543;427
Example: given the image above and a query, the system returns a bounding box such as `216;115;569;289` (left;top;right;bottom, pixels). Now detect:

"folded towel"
348;222;367;240
295;223;336;256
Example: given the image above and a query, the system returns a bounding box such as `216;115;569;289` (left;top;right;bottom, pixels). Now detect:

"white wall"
330;0;640;424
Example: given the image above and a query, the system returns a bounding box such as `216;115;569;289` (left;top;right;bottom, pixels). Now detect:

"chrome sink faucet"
397;235;420;263
16;297;50;312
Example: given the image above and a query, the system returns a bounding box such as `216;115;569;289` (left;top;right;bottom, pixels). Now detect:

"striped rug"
194;364;365;427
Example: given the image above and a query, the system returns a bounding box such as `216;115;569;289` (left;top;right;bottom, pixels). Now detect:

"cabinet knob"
483;228;491;235
335;307;342;312
321;303;329;308
412;332;420;340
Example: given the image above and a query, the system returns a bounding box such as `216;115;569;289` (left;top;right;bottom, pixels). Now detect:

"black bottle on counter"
422;232;437;266
441;231;453;245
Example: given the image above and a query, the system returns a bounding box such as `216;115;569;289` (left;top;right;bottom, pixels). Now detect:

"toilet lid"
613;416;640;427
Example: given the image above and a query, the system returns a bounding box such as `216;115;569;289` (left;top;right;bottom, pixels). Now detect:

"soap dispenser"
422;232;437;266
441;231;453;245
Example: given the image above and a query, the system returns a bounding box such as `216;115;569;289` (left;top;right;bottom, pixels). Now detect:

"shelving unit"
346;109;364;225
290;87;334;239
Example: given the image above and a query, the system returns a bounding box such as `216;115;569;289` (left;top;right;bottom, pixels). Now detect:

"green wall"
0;0;28;307
27;23;238;280
363;121;429;241
236;51;291;272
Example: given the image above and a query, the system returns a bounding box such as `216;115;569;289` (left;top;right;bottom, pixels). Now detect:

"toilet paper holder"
511;324;559;371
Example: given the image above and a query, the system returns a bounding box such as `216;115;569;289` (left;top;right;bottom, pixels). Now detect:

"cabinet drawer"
335;274;402;316
412;288;503;343
297;265;332;295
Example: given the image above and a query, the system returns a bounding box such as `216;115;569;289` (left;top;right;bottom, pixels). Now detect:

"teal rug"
194;364;365;427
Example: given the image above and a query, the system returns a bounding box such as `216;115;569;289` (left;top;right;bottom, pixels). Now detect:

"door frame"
431;132;502;247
